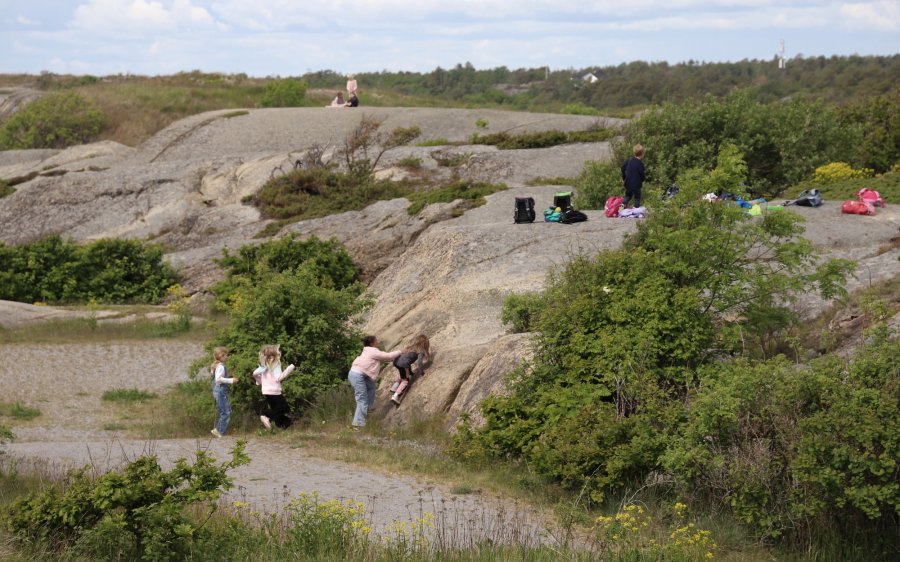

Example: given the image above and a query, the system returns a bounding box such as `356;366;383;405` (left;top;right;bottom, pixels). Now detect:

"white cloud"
840;1;900;30
17;16;39;25
72;0;217;32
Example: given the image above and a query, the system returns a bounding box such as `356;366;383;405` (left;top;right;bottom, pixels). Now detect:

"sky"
1;1;898;77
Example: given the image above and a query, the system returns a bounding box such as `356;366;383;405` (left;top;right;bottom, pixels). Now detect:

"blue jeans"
348;370;376;427
212;384;232;435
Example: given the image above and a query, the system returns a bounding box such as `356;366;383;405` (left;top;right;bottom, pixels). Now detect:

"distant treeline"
301;55;900;109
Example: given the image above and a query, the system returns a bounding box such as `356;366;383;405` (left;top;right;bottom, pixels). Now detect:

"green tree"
455;145;854;504
203;236;369;417
259;78;308;107
0;91;104;149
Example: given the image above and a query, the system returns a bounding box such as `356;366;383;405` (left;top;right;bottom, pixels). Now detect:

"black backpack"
514;197;536;223
553;191;573;211
560;208;588;224
792;189;822;207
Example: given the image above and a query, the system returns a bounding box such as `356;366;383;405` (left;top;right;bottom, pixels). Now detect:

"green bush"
470;127;614;150
453;145;855;507
500;292;543;333
0;180;13;199
575;161;622;209
838;86;900;173
406;180;507;215
201;237;369;419
211;234;358;311
259;79;307;107
0;403;41;420
0;91;105;149
101;389;157;403
621;91;859;197
561;103;601;116
246;166;412;222
664;322;899;549
0;236;178;304
2;443;249;561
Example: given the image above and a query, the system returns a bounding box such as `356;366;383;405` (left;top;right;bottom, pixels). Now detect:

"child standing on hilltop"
620;143;646;209
210;347;238;438
253;345;296;430
390;335;431;405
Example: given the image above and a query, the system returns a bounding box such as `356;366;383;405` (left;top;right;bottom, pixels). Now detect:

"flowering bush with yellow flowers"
813;162;874;183
594;502;717;561
382;512;436;559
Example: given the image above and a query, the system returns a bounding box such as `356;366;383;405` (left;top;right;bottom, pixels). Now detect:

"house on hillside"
581;72;599;83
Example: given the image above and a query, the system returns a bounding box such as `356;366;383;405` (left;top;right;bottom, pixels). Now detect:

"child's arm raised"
277;364;295;382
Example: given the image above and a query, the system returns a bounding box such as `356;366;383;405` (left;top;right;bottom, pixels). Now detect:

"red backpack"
841;200;872;215
605;196;624;218
857;188;885;208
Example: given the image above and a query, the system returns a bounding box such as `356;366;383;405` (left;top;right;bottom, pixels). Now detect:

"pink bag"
857;188;885;208
605;196;624;218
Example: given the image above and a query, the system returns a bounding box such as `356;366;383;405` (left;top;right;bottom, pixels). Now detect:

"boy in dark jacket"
620;144;646;209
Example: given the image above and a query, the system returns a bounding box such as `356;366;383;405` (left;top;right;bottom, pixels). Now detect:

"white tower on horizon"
778;39;786;70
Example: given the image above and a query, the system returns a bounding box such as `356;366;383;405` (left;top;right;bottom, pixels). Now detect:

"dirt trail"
0;340;554;545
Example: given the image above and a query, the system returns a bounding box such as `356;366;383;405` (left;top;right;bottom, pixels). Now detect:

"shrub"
664;321;899;549
211;234;359;310
0;91;105;149
201;237;369;418
396;156;422;169
406;180;507;215
575;161;622;209
0;180;13;199
259;79;307;107
246;166;412;222
416;138;449;147
500;292;543;333
3;443;249;561
470;128;613;150
561;103;601;116
0;236;178;305
813;162;874;183
454;145;855;506
621;91;859;197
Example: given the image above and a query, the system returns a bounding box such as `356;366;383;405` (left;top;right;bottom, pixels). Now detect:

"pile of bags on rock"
841;188;885;216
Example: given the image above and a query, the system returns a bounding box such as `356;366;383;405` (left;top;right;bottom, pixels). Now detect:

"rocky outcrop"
1;107;897;431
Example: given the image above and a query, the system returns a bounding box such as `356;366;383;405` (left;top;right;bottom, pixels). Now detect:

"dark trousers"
264;394;291;428
623;186;642;208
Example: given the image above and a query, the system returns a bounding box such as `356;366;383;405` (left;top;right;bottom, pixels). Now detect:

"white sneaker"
260;415;271;430
210;429;223;438
390;393;401;405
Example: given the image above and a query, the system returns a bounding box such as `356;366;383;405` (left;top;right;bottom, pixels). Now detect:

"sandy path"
0;340;554;545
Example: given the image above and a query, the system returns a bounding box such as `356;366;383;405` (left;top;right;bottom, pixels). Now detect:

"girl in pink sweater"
253;345;295;430
348;335;401;428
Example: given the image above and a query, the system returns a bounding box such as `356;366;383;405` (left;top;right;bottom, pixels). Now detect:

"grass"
469;127;615;150
406;180;507;215
0;307;218;344
0;180;13;199
0;403;41;420
526;176;577;186
417;138;450;147
101;388;158;403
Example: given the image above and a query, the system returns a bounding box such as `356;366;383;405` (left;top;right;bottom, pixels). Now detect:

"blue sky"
1;1;898;77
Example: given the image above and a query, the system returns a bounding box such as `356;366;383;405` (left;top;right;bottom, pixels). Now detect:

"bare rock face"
1;107;897;432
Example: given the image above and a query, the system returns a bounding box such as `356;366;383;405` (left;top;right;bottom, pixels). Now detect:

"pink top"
350;347;401;379
253;364;295;395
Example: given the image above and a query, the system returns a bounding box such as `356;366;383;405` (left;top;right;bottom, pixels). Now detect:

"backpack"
543;207;561;222
857;188;885;208
663;184;679;200
605;196;624;218
514;196;536;223
553;191;573;211
560;208;588;224
842;200;872;215
793;189;823;207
